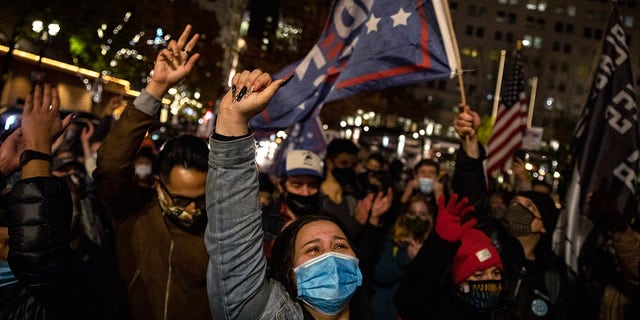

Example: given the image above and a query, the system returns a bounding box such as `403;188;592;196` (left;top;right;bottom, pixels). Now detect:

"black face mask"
460;280;502;310
504;201;537;237
285;192;320;217
332;167;356;189
405;217;431;236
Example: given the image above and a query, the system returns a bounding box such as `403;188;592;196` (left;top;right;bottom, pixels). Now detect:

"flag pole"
438;0;465;105
527;77;538;128
491;50;507;127
440;0;469;142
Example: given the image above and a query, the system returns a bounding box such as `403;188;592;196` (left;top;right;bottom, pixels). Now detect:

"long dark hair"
270;215;376;319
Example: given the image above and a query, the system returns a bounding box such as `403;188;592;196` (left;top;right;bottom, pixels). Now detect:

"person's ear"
277;178;286;195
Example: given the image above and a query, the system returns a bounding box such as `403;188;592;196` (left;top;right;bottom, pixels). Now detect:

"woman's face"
406;200;430;221
293;220;356;267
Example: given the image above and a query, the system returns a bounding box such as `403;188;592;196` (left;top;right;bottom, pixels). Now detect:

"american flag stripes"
486;49;528;176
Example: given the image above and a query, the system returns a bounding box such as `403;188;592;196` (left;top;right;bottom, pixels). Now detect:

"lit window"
567;6;576;16
526;0;537;10
624;16;634;28
522;35;533;47
534;37;542;49
538;1;547;11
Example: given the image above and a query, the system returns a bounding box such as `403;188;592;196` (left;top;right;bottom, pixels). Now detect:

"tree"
0;0;225;105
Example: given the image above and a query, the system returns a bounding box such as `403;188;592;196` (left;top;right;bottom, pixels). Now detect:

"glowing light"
32;21;44;33
48;23;60;36
4;115;16;130
397;135;405;157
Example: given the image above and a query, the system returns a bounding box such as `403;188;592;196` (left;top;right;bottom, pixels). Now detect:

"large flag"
556;5;639;272
485;48;528;176
250;0;460;131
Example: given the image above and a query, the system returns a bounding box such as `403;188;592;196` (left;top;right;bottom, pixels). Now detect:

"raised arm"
205;70;286;320
451;106;491;216
6;85;97;317
95;25;200;220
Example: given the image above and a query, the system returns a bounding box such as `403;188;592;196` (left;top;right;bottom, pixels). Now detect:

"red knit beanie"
451;229;503;284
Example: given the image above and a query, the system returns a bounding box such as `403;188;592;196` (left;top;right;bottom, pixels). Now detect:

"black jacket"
395;232;509;320
4;177;126;319
451;143;569;320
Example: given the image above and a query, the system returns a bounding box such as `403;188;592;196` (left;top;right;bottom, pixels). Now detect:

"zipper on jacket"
128;269;141;291
163;240;175;320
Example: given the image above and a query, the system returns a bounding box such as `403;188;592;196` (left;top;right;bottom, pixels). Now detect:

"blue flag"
250;0;459;130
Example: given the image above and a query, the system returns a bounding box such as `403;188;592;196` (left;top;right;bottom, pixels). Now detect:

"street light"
32;20;60;64
32;20;60;40
30;20;60;84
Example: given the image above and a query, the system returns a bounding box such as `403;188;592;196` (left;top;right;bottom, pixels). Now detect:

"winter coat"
4;177;125;319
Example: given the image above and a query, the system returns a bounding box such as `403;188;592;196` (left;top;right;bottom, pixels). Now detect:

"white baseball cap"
281;150;323;178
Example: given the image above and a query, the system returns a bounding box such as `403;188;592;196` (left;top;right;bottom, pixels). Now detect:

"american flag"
249;0;459;133
486;49;528;176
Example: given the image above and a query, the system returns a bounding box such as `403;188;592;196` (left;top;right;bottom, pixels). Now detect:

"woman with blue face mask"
205;69;374;320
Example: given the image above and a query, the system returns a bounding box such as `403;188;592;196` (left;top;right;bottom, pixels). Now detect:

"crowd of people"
0;25;638;320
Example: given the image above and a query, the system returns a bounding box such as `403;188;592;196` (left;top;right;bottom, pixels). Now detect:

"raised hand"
21;84;73;153
0;128;25;176
370;187;393;225
405;237;423;261
355;193;374;225
146;25;200;99
215;69;286;137
435;194;476;242
453;105;480;139
453;105;481;158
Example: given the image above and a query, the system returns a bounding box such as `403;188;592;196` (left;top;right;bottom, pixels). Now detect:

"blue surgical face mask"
419;177;434;194
0;261;17;288
294;251;363;315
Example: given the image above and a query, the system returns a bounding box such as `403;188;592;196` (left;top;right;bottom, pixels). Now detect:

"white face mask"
135;164;152;177
418;177;434;194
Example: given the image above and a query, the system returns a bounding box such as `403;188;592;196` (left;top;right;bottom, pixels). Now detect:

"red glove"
435;194;477;242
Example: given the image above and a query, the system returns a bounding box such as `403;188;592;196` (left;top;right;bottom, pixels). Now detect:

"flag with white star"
250;0;459;131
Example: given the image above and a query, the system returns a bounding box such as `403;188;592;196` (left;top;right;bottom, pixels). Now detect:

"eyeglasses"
158;179;206;208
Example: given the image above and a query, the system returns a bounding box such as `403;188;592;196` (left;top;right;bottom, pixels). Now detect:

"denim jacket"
205;134;304;320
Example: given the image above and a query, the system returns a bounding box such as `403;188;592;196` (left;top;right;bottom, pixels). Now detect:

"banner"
557;5;639;272
250;0;460;131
